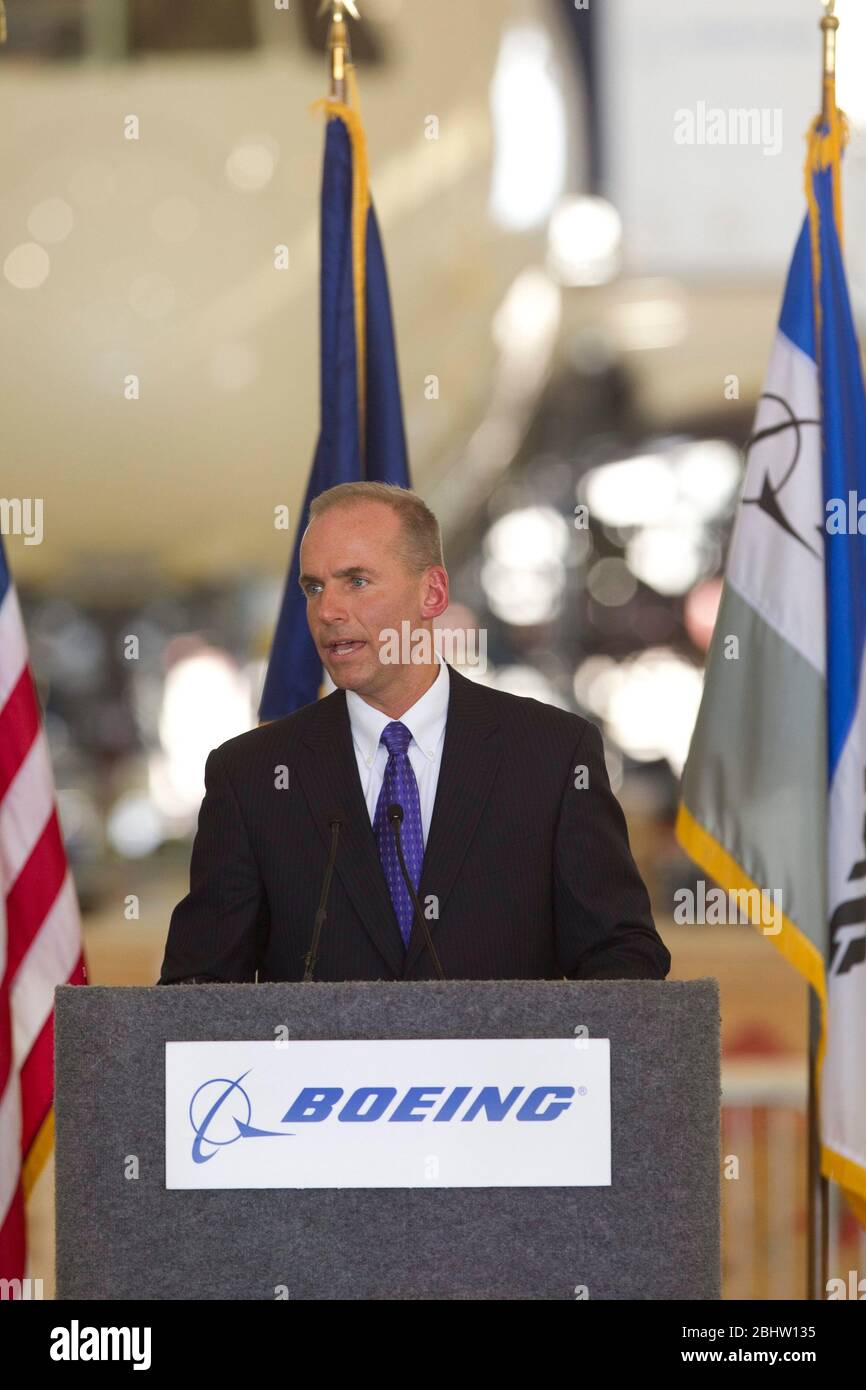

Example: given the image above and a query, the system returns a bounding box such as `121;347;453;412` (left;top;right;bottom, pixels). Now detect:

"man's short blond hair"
307;482;444;574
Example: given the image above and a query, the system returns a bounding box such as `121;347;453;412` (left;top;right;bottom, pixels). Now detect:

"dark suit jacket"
158;663;670;984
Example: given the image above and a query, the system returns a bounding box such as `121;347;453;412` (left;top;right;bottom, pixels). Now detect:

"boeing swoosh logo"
742;391;823;559
189;1070;294;1164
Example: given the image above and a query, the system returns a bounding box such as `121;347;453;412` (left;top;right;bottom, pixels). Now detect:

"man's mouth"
325;639;366;658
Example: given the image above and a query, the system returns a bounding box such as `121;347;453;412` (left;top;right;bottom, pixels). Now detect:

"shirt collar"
346;659;450;767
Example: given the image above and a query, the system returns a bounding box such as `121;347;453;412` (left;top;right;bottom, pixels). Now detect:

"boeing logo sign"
189;1072;579;1163
166;1039;611;1189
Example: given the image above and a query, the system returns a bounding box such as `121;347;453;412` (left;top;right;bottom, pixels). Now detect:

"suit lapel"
294;688;406;977
403;665;502;977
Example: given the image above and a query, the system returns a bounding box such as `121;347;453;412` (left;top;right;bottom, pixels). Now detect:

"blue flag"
259;83;409;720
677;94;866;1226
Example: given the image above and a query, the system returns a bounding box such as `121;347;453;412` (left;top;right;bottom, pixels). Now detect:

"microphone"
303;810;345;983
387;803;446;981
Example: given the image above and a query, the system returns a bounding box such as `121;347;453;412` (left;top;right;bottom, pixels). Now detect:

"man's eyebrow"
298;565;378;589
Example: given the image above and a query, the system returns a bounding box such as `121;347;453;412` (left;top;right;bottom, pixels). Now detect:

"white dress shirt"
345;659;450;846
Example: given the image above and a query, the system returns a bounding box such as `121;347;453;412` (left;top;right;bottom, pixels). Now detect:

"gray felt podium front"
54;979;720;1300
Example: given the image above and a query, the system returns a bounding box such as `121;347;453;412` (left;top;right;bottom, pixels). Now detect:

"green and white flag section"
677;99;866;1225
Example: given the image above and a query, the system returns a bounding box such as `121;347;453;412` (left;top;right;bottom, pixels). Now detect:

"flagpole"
321;0;360;101
807;989;829;1298
807;0;836;1303
820;0;839;121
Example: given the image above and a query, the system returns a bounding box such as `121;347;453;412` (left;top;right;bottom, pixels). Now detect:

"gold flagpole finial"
820;0;839;121
317;0;361;101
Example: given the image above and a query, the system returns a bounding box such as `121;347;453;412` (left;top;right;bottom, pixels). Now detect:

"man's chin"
328;671;365;692
321;654;374;692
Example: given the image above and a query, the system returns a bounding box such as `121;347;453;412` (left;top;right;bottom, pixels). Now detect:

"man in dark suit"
158;483;670;985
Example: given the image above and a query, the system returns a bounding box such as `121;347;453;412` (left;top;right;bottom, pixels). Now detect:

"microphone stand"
387;803;446;981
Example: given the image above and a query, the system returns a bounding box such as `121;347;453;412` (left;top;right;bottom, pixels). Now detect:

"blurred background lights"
586;556;637;607
151;644;253;822
493;664;570;708
608;284;689;351
548;195;622;287
481;560;564;626
580;440;741;595
573;655;621;716
583;454;677;528
225;135;279;192
482;505;570;626
597;649;704;775
489;25;567;231
485;504;570;564
27;196;75;243
674;439;741;519
626;523;707;596
492;267;561;356
107;791;164;859
4;241;50;289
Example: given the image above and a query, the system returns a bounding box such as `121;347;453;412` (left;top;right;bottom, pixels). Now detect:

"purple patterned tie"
373;721;425;947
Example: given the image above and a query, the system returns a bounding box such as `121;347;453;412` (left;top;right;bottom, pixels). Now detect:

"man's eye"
350;577;368;587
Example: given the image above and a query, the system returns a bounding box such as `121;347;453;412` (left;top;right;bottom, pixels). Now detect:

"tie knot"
381;720;412;756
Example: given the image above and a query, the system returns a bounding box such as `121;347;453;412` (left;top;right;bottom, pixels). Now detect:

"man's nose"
318;584;349;624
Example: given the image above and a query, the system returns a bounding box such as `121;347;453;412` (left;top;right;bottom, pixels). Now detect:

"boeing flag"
258;70;410;720
677;91;866;1224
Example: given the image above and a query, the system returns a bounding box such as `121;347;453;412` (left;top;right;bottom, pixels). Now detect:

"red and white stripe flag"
0;541;86;1285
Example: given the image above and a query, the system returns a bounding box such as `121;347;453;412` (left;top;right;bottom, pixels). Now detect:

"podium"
55;978;720;1300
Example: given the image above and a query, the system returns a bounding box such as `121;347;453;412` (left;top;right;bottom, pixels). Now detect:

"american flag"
0;540;86;1283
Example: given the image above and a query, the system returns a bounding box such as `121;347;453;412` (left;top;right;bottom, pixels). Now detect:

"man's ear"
420;566;449;620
